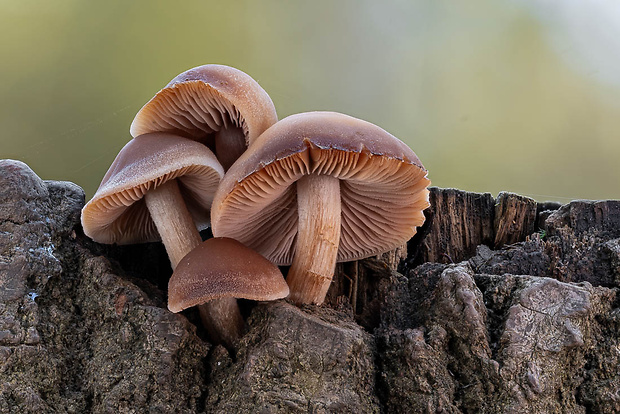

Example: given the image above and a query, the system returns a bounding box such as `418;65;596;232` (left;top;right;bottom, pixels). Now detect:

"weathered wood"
544;200;620;287
536;201;562;230
6;159;619;413
545;200;620;236
327;187;500;325
376;243;407;272
324;243;406;326
493;192;537;248
415;187;495;264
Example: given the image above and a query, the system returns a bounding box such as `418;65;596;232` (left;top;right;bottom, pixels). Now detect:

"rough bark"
0;160;208;413
206;302;379;413
1;161;618;413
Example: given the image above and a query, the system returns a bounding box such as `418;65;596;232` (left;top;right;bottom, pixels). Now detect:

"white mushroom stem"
214;127;246;171
286;174;341;305
144;179;243;347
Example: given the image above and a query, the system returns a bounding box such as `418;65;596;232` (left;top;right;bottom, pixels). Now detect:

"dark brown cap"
168;237;289;313
82;133;223;245
130;64;277;147
211;111;430;265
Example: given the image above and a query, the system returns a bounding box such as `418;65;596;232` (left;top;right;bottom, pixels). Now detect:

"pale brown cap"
81;133;224;245
130;64;277;148
168;237;289;313
211;111;431;265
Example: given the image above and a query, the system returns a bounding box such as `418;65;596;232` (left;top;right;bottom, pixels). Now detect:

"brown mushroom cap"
211;111;430;265
168;237;289;313
82;132;224;245
130;64;277;148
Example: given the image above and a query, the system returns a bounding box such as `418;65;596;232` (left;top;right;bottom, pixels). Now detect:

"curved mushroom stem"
144;179;243;347
214;127;246;171
286;174;341;305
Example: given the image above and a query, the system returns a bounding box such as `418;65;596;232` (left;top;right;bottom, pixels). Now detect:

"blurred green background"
1;0;619;202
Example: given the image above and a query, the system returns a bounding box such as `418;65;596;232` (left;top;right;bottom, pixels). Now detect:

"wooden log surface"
3;160;618;414
493;191;537;248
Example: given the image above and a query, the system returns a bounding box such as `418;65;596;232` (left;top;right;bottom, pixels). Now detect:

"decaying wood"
416;187;495;264
376;243;407;272
493;191;537;248
2;160;618;414
326;243;406;324
328;187;499;325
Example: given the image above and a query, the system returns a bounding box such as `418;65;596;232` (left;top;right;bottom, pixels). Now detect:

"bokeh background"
1;0;619;202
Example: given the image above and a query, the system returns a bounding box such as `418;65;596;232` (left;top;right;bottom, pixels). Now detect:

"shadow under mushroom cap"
211;111;430;266
82;133;223;245
130;64;278;148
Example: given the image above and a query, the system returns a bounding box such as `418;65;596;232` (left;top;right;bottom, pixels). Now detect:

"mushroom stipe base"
144;180;244;348
199;297;244;347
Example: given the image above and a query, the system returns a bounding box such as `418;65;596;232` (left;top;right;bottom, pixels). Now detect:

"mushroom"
130;64;278;170
81;132;244;345
211;111;430;305
169;237;289;347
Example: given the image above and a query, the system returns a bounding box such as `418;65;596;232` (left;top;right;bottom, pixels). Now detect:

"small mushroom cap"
211;111;431;265
81;133;224;245
130;64;277;148
168;237;289;313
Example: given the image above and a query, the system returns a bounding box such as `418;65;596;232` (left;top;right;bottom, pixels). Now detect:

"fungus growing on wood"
81;132;222;257
169;237;289;347
81;133;245;346
211;111;430;305
130;64;278;170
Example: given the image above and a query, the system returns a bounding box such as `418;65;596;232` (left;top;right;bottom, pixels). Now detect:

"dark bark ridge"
0;161;618;413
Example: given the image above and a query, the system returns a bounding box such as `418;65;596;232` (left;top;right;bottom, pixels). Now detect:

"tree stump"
1;160;618;413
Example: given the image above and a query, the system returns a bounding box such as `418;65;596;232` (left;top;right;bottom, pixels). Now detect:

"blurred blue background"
1;0;619;201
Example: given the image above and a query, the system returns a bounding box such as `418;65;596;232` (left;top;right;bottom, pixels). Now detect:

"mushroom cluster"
81;64;430;348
